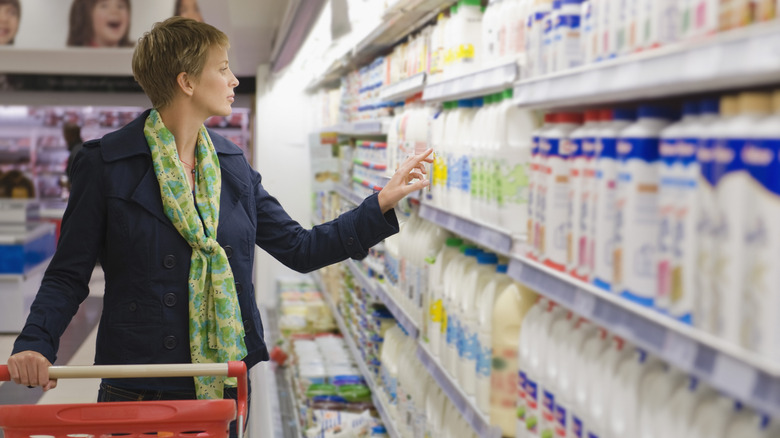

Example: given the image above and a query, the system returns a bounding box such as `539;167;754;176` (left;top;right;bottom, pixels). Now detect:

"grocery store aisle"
0;267;104;406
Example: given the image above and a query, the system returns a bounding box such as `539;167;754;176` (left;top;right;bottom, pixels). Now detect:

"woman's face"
191;45;239;118
0;4;20;45
91;0;129;47
178;0;203;22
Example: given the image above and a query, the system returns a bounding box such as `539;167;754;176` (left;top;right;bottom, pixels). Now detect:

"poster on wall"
0;0;205;49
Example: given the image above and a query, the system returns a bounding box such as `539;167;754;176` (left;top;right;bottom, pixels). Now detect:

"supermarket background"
2;0;780;437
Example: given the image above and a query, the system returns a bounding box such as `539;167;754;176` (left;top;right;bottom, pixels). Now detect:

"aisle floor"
0;267;104;406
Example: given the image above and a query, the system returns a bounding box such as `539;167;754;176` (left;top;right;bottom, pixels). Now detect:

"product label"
594;157;618;288
458;155;471;193
555;403;568;437
431;298;443;323
573;415;584;438
525;377;539;433
478;343;492;377
457;44;475;61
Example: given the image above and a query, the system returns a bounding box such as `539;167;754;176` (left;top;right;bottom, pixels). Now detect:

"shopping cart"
0;361;247;438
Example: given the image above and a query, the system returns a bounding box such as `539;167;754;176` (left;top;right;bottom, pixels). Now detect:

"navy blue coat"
13;109;399;390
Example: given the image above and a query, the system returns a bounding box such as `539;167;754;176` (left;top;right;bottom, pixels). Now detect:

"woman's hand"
378;148;434;213
7;350;57;391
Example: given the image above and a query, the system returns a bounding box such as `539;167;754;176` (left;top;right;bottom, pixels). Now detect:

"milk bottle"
657;101;698;315
432;102;453;207
551;315;587;438
527;0;553;78
444;246;480;374
470;95;493;222
428;237;462;357
554;0;585;72
688;396;737;438
458;252;498;395
483;0;503;67
454;99;480;217
712;92;770;344
568;110;599;280
484;93;506;226
606;350;664;437
637;365;687;438
538;310;574;438
425;386;448;437
490;282;537;436
516;297;545;438
592;108;634;291
540;112;583;271
586;336;633;437
742;90;780;357
573;327;609;437
529;113;555;257
696;96;736;333
614;105;673;308
476;264;514;416
499;90;535;235
658;377;716;436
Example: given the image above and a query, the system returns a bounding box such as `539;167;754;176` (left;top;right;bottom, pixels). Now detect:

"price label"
712;354;756;400
663;331;697;370
573;290;597;317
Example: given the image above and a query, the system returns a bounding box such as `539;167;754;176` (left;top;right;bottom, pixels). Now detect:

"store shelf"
422;61;518;102
416;343;502;438
513;21;780;109
380;72;427;102
418;203;513;256
321;118;391;136
344;259;419;339
312;271;403;438
0;48;134;75
505;255;780;417
334;183;367;206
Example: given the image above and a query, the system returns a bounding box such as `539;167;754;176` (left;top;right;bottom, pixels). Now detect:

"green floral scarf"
144;109;247;399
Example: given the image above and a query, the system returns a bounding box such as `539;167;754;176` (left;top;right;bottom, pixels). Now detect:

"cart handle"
0;361;248;438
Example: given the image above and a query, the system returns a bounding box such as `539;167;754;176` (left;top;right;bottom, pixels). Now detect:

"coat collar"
100;109;246;162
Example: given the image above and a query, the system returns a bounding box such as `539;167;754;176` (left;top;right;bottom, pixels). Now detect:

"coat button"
163;255;176;269
235;281;243;295
223;245;233;259
129;302;137;312
163;293;177;307
163;335;177;350
243;320;252;334
347;237;354;246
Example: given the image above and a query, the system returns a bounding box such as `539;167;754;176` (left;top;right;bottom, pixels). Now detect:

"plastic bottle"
743;90;780;359
581;110;604;279
546;312;577;438
498;89;535;235
555;318;596;438
476;264;515;415
656;101;698;316
428;237;462;357
568;110;599;280
688;396;737;438
606;350;664;437
586;336;633;437
614;105;674;308
454;99;480;217
459;252;499;395
544;0;562;73
540;112;583;271
712;92;770;344
430;12;448;78
453;0;484;76
432;102;452;207
681;0;719;40
581;0;597;64
490;282;537;436
443;246;480;374
527;0;553;78
572;327;609;437
696;95;736;334
484;93;507;226
555;0;585;72
483;0;503;67
510;0;532;67
539;310;575;438
592;108;634;291
637;366;688;438
380;325;403;417
516;297;545;437
528;113;555;257
425;386;448;437
470;95;493;222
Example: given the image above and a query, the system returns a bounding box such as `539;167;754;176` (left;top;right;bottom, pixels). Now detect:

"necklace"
179;157;196;174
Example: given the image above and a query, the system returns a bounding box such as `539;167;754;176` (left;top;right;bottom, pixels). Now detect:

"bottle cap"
584;109;600;122
637;104;675;120
612;108;636;121
737;92;771;115
477;253;498;264
558;112;583;124
698;98;719;115
446;237;464;247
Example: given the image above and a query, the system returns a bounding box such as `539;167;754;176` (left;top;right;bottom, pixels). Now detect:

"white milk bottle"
544;0;561;73
671;98;719;325
527;0;553;78
539;310;574;438
510;0;532;68
555;0;585;71
455;99;480;217
712;92;770;344
525;303;567;437
573;327;609;437
426;386;447;437
529;113;555;257
490;281;537;436
592;108;634;291
441;244;468;367
586;336;633;437
470;96;492;222
637;365;687;438
614;105;674;308
555;318;595;438
743;90;780;359
540;112;583;271
428;236;462;357
696;96;736;333
445;246;480;375
444;100;468;211
516;297;545;437
431;102;449;206
483;0;503;67
657;101;698;315
458;252;499;396
380;325;403;417
460;0;484;74
688;396;737;438
568;110;599;280
418;220;449;333
484;93;505;226
476;263;514;416
581;110;605;279
658;377;716;436
499;89;535;235
606;350;664;437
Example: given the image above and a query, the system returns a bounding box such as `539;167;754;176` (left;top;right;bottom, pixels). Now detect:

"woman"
0;0;20;46
174;0;203;22
8;16;430;436
67;0;133;47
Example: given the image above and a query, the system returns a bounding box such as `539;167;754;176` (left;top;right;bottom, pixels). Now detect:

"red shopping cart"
0;361;247;438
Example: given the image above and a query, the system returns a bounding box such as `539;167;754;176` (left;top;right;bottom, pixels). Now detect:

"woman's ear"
176;72;195;97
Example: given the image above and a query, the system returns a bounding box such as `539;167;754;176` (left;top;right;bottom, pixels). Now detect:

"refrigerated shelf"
422;61;518;102
513;20;780;109
320;118;391;136
380;72;427;102
418;203;514;256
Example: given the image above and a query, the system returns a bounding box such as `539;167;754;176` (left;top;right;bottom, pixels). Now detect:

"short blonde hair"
132;16;229;109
